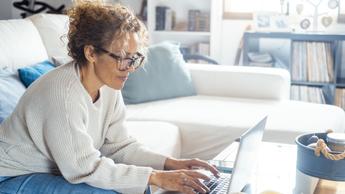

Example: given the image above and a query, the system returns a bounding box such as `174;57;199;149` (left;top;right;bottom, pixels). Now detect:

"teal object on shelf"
296;132;345;181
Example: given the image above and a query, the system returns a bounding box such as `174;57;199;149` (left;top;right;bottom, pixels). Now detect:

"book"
290;85;325;104
188;9;201;31
164;8;175;31
155;6;169;30
291;41;334;83
335;88;345;110
187;10;210;32
198;12;210;31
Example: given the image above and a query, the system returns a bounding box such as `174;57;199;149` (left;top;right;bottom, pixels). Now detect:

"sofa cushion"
0;68;26;123
0;19;48;70
126;121;181;158
28;14;69;59
126;95;345;159
122;41;196;104
52;56;72;67
18;60;55;87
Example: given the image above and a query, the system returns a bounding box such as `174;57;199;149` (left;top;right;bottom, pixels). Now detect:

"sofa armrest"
187;63;291;101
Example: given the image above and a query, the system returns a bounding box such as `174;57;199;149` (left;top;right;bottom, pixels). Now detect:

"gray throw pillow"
122;41;196;104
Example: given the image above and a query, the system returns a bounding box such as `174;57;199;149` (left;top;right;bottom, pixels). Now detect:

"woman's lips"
118;76;128;82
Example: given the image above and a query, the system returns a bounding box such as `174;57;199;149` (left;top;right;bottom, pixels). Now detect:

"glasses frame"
94;46;145;71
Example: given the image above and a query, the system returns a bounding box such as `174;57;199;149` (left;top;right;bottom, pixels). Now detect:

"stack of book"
155;6;176;31
335;88;345;110
291;41;334;83
188;10;210;32
290;85;326;104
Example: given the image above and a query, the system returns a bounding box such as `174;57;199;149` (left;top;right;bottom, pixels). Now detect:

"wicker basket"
296;132;345;181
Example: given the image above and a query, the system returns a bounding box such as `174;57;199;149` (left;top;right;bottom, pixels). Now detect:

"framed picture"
339;1;345;23
253;12;291;32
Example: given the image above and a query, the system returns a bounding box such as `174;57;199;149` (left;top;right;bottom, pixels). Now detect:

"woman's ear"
84;45;96;64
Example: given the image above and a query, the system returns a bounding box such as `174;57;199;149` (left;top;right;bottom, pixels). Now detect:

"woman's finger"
190;158;220;177
185;177;207;193
193;177;210;193
183;170;210;181
181;176;207;194
180;172;209;192
181;186;197;194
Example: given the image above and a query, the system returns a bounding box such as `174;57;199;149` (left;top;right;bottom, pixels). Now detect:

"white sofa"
1;14;345;160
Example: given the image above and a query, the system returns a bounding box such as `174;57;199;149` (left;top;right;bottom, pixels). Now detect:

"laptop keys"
198;173;231;194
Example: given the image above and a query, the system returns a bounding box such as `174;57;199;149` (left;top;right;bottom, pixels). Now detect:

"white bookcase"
147;0;223;62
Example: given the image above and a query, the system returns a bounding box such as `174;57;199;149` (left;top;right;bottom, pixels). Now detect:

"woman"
0;1;219;194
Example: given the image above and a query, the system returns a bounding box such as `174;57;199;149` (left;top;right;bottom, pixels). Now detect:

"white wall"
220;20;251;65
0;1;14;19
120;0;142;14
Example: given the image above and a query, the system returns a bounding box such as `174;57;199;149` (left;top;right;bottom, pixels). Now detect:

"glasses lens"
133;56;144;69
117;54;144;71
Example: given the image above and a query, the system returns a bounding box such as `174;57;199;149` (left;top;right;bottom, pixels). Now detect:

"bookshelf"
146;0;222;63
242;31;345;109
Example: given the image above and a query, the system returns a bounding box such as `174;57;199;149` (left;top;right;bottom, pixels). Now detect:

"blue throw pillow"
122;41;196;104
18;60;55;87
0;68;26;123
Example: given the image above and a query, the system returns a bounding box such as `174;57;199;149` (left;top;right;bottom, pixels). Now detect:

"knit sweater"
0;62;167;194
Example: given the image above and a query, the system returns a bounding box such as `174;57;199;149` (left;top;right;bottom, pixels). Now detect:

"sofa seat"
127;95;345;159
126;121;181;158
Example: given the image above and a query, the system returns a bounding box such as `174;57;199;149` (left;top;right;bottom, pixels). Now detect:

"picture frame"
253;12;291;32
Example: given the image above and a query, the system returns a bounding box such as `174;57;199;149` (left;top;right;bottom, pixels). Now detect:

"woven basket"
296;132;345;181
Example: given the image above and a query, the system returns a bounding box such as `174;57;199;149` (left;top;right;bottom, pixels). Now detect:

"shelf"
147;0;223;61
152;31;211;36
242;31;345;107
291;81;334;87
244;31;345;41
336;83;345;88
337;78;345;85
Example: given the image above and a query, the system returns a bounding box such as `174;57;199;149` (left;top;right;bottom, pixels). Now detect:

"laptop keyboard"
199;173;231;194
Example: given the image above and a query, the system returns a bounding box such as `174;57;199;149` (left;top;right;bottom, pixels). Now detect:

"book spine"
155;6;168;30
188;9;201;31
165;8;173;31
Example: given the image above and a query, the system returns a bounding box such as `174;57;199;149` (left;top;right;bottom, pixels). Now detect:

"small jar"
327;133;345;152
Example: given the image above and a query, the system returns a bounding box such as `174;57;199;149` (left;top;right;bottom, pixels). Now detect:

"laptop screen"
227;116;267;193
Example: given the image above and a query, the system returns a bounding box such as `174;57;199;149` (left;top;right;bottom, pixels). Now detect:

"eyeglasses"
95;46;145;71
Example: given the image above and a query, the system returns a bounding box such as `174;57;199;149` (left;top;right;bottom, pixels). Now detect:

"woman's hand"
164;158;219;177
148;169;210;194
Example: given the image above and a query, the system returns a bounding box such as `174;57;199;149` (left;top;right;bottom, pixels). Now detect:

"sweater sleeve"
100;92;167;170
41;84;152;194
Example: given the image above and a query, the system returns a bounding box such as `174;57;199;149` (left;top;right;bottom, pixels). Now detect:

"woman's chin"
105;79;127;90
105;81;124;90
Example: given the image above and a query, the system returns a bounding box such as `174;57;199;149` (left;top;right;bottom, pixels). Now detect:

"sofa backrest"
0;19;48;70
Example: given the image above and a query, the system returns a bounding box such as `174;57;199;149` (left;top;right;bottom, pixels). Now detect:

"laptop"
155;116;267;194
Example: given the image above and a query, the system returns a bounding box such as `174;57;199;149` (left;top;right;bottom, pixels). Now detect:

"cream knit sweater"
0;62;167;194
